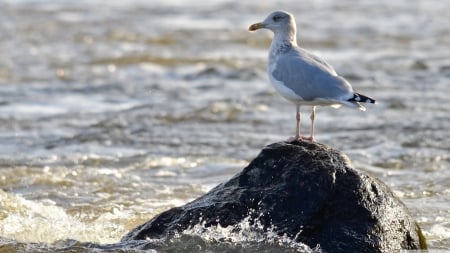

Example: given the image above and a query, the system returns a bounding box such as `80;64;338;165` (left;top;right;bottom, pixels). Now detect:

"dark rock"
122;141;427;252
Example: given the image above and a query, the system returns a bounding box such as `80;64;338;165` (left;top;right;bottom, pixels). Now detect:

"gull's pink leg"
288;105;304;142
303;106;316;142
296;105;301;140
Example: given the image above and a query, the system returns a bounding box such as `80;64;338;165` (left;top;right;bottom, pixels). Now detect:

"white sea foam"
0;190;128;244
180;212;317;252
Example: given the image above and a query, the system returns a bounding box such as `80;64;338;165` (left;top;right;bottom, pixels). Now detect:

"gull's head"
248;11;296;35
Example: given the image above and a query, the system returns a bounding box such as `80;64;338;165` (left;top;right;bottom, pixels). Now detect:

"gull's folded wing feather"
271;48;354;101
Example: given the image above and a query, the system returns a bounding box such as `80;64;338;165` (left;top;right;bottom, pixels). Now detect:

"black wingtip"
349;93;376;104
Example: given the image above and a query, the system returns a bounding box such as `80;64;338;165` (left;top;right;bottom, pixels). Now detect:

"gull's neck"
269;30;297;61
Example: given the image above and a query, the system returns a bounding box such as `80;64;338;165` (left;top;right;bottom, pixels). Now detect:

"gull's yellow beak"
248;22;265;31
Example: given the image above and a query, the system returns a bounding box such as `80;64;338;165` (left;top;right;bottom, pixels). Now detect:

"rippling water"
0;0;449;252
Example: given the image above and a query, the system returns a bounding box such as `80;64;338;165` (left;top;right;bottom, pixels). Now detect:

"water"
0;0;449;252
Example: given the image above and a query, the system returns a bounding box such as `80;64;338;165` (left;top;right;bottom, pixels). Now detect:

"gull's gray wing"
271;47;354;101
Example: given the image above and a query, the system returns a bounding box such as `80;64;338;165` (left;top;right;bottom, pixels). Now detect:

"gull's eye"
272;15;282;22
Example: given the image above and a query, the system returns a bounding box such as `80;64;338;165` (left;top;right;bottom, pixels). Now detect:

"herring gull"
249;11;375;141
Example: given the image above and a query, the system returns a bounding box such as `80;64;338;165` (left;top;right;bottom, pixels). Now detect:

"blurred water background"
0;0;449;252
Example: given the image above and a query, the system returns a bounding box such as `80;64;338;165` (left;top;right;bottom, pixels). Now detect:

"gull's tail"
349;93;376;104
347;93;376;111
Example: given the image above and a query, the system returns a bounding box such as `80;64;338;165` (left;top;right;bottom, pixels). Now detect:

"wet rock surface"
123;141;426;252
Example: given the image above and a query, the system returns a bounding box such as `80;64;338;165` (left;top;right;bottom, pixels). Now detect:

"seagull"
249;11;375;142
